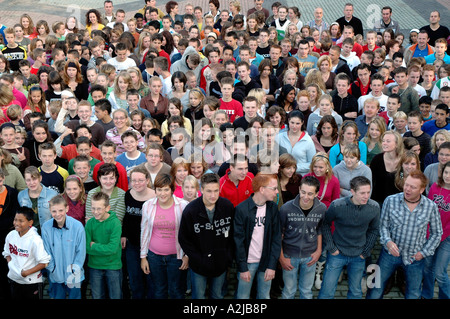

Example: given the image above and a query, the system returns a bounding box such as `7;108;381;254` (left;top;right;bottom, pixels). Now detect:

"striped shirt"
85;186;126;224
380;193;443;265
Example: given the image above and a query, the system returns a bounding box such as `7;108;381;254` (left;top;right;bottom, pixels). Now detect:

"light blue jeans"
236;262;272;299
366;248;425;299
282;256;316;299
318;252;366;299
422;237;450;299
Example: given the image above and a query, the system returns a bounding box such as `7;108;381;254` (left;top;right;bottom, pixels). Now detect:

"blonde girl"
127;66;150;97
304;152;340;208
361;117;386;165
248;87;268;118
109;70;133;110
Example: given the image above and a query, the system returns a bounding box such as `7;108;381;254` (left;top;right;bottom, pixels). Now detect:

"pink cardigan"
140;195;189;259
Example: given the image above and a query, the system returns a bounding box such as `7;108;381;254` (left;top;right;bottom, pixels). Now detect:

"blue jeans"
89;268;122;299
236;262;272;299
318;252;366;299
49;282;81;299
422;237;450;299
146;250;186;299
366;248;425;299
282;256;316;299
190;269;226;299
125;241;147;299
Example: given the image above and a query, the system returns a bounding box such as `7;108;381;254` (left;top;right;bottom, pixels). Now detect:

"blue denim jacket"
18;184;59;228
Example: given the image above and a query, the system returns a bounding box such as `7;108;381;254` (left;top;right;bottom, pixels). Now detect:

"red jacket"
92;161;129;191
219;169;254;207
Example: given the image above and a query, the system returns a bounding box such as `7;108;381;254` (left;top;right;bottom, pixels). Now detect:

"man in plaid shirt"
367;170;443;299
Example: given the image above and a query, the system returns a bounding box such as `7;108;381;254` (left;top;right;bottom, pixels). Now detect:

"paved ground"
1;0;448;36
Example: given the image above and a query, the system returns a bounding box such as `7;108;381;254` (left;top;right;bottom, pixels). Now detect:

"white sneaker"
314;261;325;290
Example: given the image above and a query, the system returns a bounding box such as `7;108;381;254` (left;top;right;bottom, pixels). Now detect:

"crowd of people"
0;0;449;301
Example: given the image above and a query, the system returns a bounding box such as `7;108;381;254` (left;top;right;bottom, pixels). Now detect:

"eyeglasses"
264;186;278;191
131;179;147;184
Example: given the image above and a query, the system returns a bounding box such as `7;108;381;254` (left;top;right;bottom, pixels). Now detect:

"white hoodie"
340;51;360;71
2;227;51;284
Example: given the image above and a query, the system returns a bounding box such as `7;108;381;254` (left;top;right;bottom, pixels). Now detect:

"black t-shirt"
1;46;27;71
122;190;147;246
420;25;450;52
256;45;271;59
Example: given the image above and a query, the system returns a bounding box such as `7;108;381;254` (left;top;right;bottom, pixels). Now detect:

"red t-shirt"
219;98;243;123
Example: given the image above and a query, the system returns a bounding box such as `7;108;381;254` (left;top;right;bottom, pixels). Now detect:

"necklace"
404;196;421;204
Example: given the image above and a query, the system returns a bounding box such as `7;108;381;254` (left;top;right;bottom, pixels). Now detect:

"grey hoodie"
332;160;372;197
169;45;208;84
279;196;327;259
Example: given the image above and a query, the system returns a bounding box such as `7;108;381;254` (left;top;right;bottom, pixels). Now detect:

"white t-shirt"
108;57;137;73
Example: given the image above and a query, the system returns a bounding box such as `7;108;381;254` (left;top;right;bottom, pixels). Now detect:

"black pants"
10;280;43;300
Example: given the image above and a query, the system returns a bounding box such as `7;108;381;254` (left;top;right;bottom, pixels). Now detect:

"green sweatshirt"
85;211;122;270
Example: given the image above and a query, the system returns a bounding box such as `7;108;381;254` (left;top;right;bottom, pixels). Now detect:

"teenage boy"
92;140;128;191
116;130;147;176
388;67;420;114
67;137;101;176
2;207;51;300
270;5;290;42
295;40;318;76
153;56;171;98
126;89;150;117
72;155;98;192
318;176;380;299
349;63;371;100
30;48;48;76
224;31;240;61
42;195;86;299
1;28;27;72
151;33;171;70
108;42;137;73
418;96;433;122
234;61;262;102
38;142;69;194
178;173;235;299
256;28;271;59
358;73;388;113
94;98;115;133
362;30;380;52
379;93;401;129
200;46;221;93
393;111;408;136
219;154;254;207
424;38;450;64
407;65;427;98
438;87;450;106
85;191;123;299
52;22;66;41
279;175;327;299
403;110;431;168
219;76;243;123
340;37;360;72
56;100;106;147
422;103;450;137
331;73;358;121
233;96;261;131
329;45;353;80
234;173;282;299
